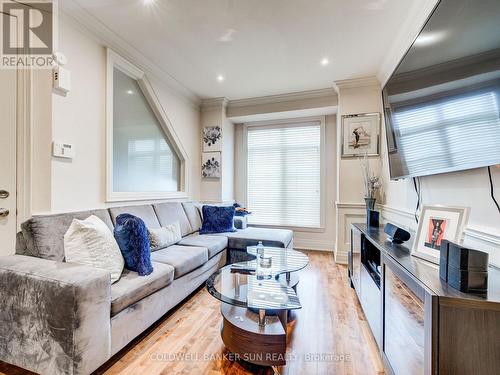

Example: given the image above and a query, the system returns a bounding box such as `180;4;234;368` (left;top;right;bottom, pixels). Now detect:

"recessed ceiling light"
216;74;225;82
217;29;237;43
126;90;134;95
143;0;155;5
320;57;330;66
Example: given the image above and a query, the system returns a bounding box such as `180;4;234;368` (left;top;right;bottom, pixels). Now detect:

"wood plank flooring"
0;251;384;375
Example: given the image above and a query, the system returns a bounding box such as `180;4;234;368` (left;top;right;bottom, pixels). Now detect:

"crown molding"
333;76;380;92
200;97;229;111
227;88;336;108
60;0;200;108
376;0;439;87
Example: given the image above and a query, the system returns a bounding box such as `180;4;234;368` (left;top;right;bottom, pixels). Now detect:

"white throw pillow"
64;215;124;283
148;222;182;250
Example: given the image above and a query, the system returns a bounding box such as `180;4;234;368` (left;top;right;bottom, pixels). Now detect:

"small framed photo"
201;152;221;179
203;126;222;152
341;113;380;157
412;205;470;264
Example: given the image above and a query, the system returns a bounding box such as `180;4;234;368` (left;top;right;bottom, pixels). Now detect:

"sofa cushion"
20;209;114;261
114;214;153;276
181;202;203;233
109;205;160;229
178;233;228;259
111;262;174;316
153;202;193;237
214;227;293;250
151;245;208;279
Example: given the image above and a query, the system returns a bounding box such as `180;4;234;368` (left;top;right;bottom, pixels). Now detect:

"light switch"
52;141;75;159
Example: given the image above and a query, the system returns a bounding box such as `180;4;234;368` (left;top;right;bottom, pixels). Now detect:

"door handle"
0;190;8;199
0;208;9;217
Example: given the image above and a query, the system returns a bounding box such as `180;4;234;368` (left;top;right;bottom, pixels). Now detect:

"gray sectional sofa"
0;201;293;375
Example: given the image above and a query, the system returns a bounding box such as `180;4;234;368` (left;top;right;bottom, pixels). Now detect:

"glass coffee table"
206;246;308;367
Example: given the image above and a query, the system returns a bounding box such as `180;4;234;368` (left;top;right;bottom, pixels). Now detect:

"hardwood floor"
0;251;384;375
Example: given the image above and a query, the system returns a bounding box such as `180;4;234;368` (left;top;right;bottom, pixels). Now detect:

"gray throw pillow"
148;221;182;250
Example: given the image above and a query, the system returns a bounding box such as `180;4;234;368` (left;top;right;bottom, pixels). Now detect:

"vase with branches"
360;153;382;210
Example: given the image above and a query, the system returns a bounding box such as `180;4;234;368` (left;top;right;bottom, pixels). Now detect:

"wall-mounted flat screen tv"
382;0;500;180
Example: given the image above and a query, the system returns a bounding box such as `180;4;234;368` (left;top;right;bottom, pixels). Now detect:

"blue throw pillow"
113;213;153;276
200;205;236;234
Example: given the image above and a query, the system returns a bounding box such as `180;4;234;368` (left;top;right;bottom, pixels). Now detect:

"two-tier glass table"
206;246;309;367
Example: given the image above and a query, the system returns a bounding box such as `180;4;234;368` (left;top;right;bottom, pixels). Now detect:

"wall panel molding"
335;202;366;264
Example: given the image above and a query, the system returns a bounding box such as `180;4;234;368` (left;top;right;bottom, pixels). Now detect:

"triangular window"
106;50;188;201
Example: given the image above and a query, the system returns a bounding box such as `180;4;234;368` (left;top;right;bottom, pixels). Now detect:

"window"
106;49;188;201
246;119;323;228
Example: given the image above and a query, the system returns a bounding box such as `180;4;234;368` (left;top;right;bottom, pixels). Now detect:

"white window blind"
393;89;500;176
247;122;322;228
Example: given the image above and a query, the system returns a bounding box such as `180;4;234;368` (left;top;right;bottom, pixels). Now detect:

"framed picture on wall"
203;126;222;152
412;205;470;264
341;113;380;157
201;152;221;179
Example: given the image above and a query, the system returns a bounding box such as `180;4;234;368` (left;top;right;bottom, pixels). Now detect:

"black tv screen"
382;0;500;180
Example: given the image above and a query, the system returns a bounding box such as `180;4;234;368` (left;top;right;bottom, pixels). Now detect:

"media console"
349;224;500;375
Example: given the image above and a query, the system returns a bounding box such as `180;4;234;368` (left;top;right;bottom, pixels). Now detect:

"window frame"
243;116;326;232
105;49;189;202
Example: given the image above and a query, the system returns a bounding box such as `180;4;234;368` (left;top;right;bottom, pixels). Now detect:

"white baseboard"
293;238;334;252
334;252;348;265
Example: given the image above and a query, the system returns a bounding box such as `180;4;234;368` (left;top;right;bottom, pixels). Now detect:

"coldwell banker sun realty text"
1;0;54;68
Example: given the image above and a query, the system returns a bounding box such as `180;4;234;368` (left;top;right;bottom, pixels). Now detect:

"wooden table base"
220;304;288;366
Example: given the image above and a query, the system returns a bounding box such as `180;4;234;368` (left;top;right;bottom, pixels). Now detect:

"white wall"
199;99;235;203
200;103;224;202
45;16;201;213
383;169;500;232
334;78;384;263
221;115;235;201
31;70;53;213
330;76;500;267
381;157;500;267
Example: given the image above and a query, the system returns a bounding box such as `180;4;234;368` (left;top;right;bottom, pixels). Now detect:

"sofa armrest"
0;255;111;375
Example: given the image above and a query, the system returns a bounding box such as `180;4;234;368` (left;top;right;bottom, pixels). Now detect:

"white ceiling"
70;0;419;100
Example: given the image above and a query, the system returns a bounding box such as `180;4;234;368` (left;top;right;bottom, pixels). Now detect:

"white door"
0;12;18;255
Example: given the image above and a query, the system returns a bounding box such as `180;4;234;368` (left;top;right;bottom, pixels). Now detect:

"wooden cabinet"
349;224;500;375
